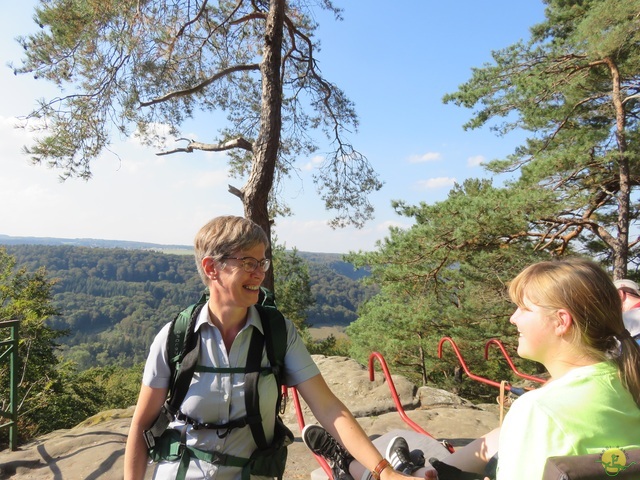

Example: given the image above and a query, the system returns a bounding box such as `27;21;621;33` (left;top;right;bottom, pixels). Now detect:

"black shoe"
302;424;354;479
386;436;421;474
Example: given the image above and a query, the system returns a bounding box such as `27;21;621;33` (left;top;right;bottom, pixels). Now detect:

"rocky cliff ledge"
0;355;501;479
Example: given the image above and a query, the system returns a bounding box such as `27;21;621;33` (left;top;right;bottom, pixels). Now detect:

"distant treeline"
3;244;374;370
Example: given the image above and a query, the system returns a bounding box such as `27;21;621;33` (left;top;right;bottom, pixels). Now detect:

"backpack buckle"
143;429;156;449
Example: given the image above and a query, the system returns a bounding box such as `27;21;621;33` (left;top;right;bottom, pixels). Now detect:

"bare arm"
297;374;419;480
124;384;168;480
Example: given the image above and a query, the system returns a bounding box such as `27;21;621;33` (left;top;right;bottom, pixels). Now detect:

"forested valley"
3;244;374;370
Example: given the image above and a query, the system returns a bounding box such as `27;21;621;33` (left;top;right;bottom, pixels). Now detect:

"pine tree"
13;0;382;289
443;0;640;277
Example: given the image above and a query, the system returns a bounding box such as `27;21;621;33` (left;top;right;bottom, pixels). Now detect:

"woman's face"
214;242;267;309
509;295;557;363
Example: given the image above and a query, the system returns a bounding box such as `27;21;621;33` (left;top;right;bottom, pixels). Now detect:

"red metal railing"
288;385;335;478
437;337;532;395
483;338;546;384
292;350;460;479
368;351;456;453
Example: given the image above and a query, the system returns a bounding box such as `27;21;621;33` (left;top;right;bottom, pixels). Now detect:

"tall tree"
0;248;118;446
13;0;382;289
0;248;60;406
0;249;58;443
346;180;548;391
271;241;315;335
443;0;640;278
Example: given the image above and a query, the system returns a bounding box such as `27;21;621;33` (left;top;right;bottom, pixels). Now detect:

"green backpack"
143;287;293;480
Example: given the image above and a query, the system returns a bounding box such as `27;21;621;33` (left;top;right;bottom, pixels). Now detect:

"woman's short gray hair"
194;216;269;285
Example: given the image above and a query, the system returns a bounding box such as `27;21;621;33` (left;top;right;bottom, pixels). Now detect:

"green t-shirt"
497;361;640;480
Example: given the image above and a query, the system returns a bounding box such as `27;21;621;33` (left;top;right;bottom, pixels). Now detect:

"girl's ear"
555;308;573;336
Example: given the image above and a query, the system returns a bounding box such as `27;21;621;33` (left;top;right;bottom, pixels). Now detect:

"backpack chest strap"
193;365;274;375
175;411;262;435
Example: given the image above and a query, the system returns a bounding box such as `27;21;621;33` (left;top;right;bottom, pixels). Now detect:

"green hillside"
2;242;374;369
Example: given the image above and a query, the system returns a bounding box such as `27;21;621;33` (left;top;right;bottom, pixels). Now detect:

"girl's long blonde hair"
509;257;640;407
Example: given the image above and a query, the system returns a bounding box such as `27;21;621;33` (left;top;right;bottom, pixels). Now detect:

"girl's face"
509;296;558;364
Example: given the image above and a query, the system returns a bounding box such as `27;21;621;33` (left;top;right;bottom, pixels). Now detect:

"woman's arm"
297;374;419;480
124;384;168;480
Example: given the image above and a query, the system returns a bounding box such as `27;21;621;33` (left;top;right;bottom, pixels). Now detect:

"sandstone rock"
0;356;500;479
417;386;473;408
281;355;418;425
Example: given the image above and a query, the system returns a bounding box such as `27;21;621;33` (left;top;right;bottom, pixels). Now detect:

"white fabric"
623;308;640;338
143;304;320;479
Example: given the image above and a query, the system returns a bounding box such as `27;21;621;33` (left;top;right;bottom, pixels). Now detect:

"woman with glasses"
125;215;418;480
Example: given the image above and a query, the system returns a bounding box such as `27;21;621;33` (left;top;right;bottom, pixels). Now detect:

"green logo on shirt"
597;448;637;476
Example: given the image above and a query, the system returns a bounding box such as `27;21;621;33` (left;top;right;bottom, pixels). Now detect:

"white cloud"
468;155;485;167
0;115;39;146
192;170;230;189
375;219;407;232
272;218;396;253
0;115;21;130
408;152;442;163
302;155;324;171
416;177;456;189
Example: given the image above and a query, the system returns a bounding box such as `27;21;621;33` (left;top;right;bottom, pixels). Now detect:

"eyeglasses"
222;256;271;273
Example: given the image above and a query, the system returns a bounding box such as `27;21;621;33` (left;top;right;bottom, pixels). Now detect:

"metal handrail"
288;386;334;479
368;352;455;453
438;337;529;395
483;339;546;384
0;319;19;451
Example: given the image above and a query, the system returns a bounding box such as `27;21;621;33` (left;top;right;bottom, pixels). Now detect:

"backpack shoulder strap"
166;293;208;411
167;304;191;364
244;301;287;450
143;293;207;449
255;286;286;387
255;302;287;412
255;304;287;382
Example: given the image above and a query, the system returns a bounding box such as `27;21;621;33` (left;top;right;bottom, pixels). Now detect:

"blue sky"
0;1;546;253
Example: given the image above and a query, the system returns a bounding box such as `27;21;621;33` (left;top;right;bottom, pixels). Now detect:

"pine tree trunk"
243;0;285;292
607;57;630;279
